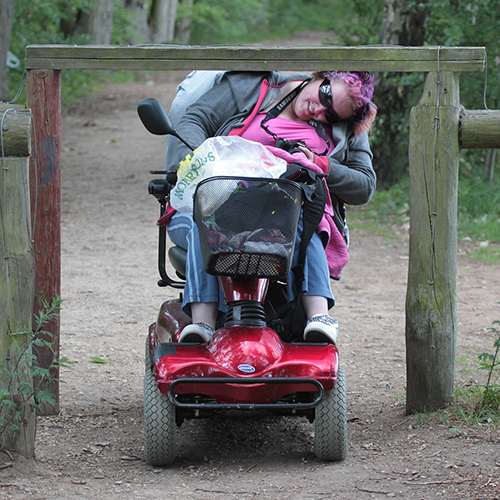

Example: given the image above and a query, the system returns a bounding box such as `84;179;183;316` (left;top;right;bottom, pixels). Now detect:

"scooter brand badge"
238;364;255;373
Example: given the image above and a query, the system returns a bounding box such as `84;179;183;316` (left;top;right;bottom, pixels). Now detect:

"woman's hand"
298;145;330;174
298;145;314;162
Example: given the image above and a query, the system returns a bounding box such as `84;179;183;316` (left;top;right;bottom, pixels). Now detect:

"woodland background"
0;0;499;254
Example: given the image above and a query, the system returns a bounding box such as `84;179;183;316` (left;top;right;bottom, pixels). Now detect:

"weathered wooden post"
26;70;62;415
0;104;36;457
406;71;461;413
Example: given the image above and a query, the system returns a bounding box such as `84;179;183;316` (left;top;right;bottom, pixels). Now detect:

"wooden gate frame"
24;44;494;414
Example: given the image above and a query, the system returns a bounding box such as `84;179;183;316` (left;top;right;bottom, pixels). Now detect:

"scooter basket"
193;176;303;279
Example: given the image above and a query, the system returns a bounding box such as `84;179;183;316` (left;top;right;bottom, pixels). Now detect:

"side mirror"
137;98;195;151
137;98;176;136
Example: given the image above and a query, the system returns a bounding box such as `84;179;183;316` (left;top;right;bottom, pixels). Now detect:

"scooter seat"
168;245;187;278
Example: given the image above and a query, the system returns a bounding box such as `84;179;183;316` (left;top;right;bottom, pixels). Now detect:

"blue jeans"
167;211;334;318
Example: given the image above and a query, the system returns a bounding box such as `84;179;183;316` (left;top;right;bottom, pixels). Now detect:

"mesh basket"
193;176;303;279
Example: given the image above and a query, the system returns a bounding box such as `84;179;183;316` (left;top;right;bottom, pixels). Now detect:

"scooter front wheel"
314;366;347;461
143;338;177;466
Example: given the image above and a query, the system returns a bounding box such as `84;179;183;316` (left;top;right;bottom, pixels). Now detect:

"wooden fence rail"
25;44;486;72
460;109;500;149
22;44;494;415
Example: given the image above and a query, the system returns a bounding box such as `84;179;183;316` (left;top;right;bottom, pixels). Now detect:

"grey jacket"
166;71;376;207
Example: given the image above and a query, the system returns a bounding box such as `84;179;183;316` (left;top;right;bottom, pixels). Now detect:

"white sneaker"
179;322;215;343
304;315;339;345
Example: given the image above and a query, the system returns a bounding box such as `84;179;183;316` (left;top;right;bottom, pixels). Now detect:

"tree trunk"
0;0;16;102
150;0;178;43
124;0;150;44
485;149;496;183
76;0;115;44
175;0;193;43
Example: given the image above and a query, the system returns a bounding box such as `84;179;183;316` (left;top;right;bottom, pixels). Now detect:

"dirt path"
2;35;500;499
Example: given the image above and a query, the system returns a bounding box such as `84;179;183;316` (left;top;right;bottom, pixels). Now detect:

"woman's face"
293;79;354;124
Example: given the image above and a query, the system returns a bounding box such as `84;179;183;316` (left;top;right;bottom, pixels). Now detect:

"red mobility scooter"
138;98;347;466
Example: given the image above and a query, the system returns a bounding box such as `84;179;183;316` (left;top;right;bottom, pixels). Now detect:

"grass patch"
347;177;409;242
354;177;410;226
414;383;500;429
349;172;500;266
466;244;500;265
413;319;500;429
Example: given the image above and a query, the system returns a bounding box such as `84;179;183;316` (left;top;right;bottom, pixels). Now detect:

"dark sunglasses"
318;78;368;125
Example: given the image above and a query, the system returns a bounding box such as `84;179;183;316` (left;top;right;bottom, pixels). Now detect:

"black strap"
262;79;311;129
291;169;327;285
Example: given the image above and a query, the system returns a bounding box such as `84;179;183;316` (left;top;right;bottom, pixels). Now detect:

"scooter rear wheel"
143;338;177;466
314;366;348;461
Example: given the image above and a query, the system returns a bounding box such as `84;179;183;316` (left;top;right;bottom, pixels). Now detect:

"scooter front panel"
152;326;338;405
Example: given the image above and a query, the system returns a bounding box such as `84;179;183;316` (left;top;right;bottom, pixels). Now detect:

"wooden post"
26;70;62;415
0;105;36;457
406;71;461;413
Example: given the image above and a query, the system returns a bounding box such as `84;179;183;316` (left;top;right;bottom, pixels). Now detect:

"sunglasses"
318;78;368;125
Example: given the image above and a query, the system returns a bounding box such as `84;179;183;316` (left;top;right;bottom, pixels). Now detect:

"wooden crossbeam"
25;45;486;73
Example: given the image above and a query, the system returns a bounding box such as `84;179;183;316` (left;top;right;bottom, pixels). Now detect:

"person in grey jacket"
165;70;377;344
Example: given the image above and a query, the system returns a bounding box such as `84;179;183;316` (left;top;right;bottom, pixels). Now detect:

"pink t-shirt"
241;112;334;155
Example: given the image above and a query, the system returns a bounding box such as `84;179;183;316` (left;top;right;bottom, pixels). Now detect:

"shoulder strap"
260;79;330;155
260;79;311;142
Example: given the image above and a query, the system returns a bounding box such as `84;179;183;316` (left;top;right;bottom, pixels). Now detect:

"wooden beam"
26;70;62;416
0;105;32;156
460;109;500;149
25;45;486;73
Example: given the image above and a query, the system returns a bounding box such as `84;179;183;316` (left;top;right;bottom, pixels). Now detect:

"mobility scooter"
138;98;347;466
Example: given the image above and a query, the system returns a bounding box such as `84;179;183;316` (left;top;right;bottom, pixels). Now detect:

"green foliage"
333;0;385;45
188;0;270;44
477;320;500;416
187;0;353;45
110;0;138;45
11;0;92;48
333;0;499;188
350;162;500;253
425;0;499;202
457;151;500;250
0;298;70;435
90;356;109;364
426;0;499;109
7;0;140;105
297;0;354;35
349;176;410;227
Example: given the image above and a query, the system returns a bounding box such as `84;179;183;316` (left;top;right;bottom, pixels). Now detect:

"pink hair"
313;71;377;135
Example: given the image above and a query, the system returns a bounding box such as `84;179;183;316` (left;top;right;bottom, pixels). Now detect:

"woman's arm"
325;131;376;206
170;72;273;165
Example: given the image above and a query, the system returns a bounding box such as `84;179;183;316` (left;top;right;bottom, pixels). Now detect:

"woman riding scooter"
165;70;377;344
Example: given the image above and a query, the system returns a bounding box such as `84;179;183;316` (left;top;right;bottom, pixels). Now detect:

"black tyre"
314;366;347;461
143;338;177;466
